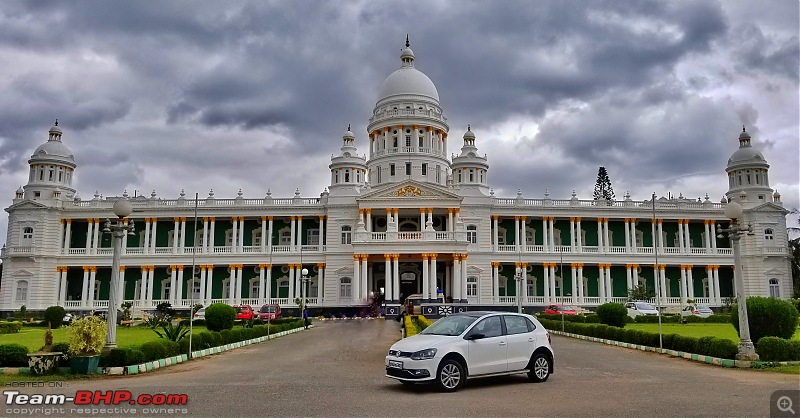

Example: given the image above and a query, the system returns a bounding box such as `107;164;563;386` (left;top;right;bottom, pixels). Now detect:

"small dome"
343;124;355;139
463;126;475;140
33;141;75;162
773;190;781;197
401;46;414;60
739;129;750;140
378;67;439;102
16;186;23;194
49;123;62;135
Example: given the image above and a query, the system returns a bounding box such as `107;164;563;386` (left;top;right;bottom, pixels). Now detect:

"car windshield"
696;306;713;312
557;306;576;311
260;306;276;313
635;302;656;310
420;315;478;336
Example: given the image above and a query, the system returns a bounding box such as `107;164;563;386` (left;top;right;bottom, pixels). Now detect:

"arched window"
15;280;28;301
466;276;478;297
340;277;352;298
768;278;780;298
466;225;477;243
764;229;774;240
341;225;352;244
21;227;33;245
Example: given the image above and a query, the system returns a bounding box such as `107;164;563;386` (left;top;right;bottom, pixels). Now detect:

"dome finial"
467;124;471;131
405;34;410;48
347;124;351;131
742;125;746;132
54;119;58;126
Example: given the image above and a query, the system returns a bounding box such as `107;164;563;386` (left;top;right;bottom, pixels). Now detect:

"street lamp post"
102;198;135;353
514;266;523;314
716;200;759;361
300;267;309;327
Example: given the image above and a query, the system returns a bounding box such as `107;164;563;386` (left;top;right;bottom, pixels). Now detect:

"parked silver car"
680;304;714;319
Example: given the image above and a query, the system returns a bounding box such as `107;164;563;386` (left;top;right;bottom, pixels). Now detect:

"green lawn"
626;323;800;343
0;324;210;351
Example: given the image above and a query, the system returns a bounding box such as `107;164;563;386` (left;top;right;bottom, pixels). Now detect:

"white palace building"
0;40;793;316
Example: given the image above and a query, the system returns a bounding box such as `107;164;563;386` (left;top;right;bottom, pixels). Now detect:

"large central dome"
376;40;439;103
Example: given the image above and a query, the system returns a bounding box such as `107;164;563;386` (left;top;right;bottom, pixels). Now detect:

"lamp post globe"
112;198;133;218
301;268;309;277
723;200;743;220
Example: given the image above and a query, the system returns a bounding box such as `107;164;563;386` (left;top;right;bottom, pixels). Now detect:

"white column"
630;219;638;253
392;255;400;301
657;221;664;252
626;265;633;291
91;219;100;254
236;266;243;304
570;265;578;303
238;218;246;252
177;267;185;306
230;217;238;252
202;218;209;253
542;263;550;303
209;218;216;252
228;266;236;304
422;255;430;300
448;209;454;232
318;216;325;249
549;218;556;249
520;218;527;251
117;268;126;306
430;255;438;299
577;264;584;303
711;222;718;252
576;218;583;252
596;219;604;253
541;217;549;252
569;218;576;249
624;219;631;249
360;255;368;301
267;217;274;253
365;211;371;233
550;264;558;301
678;221;685;253
318;264;325;303
172;218;180;254
420;209;426;231
290;216;297;252
64;220;73;250
452;257;460;301
713;267;721;302
200;267;208;305
58;221;65;252
705;266;714;301
492;217;499;251
84;220;94;251
265;265;273;302
260;217;267;252
80;268;90;305
138;268;147;304
606;265;614;300
659;267;668;305
297;216;304;250
603;219;611;251
88;268;97;306
520;263;528;304
169;267;177;304
460;255;468;302
680;266;687;302
149;219;158;253
352;257;360;302
704;221;711;250
145;268;154;303
142;219;151;254
59;268;68;303
687;267;695;300
179;218;187;254
492;263;499;300
384;256;392;302
684;221;692;252
597;265;606;301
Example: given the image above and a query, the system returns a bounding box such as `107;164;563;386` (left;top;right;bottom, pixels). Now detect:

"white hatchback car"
385;311;554;392
625;301;660;318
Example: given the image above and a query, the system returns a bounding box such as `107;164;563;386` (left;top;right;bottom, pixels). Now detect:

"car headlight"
410;348;437;360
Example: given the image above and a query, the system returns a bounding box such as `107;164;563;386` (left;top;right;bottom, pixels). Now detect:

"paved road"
6;320;798;417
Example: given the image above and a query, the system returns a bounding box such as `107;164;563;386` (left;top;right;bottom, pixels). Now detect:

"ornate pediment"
358;179;463;201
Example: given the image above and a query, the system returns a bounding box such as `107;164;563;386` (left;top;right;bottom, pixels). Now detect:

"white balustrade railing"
63;301;82;308
271;245;291;253
583;297;601;304
398;232;422;240
690;248;708;255
435;232;453;240
214;246;232;254
608;246;627;253
636;247;653;254
663;247;681;254
498;245;516;252
68;248;87;255
581;246;599;253
716;248;732;255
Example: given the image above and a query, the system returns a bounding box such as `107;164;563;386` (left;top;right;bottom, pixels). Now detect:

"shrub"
789;298;800;315
790;340;800;361
230;329;245;342
757;337;789;361
706;338;737;359
106;348;130;367
51;342;70;366
0;321;22;334
127;348;145;365
43;306;66;329
695;336;716;356
207;331;223;347
68;316;107;356
139;341;167;362
156;339;180;357
596;303;627;328
205;303;236;332
731;297;800;342
584;314;600;323
191;333;208;350
191;319;206;327
154;321;190;342
0;343;29;367
673;335;697;354
220;329;234;344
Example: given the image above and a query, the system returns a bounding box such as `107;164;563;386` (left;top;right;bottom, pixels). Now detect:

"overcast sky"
0;0;798;246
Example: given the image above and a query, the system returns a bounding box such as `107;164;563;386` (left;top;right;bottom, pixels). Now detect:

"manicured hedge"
596;303;627;328
539;319;742;360
731;297;799;342
756;337;800;361
43;306;66;329
0;343;29;366
140;341;167;362
205;303;236;332
0;321;22;334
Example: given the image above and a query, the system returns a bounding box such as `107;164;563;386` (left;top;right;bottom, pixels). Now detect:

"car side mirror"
465;333;485;341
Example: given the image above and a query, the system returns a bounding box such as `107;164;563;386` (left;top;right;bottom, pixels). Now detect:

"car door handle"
499;341;507;346
528;338;534;342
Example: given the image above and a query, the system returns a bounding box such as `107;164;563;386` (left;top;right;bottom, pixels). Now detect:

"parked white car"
680;304;714;319
385;311;554;392
625;301;660;318
193;308;206;321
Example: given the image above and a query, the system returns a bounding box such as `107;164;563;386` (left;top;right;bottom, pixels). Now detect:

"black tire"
436;358;465;392
527;353;551;382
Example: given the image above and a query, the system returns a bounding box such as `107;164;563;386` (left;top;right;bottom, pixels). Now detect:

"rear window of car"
635;302;656;310
503;315;531;335
260;306;276;313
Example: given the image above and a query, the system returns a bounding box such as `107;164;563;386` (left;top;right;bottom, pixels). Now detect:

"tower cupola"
328;124;367;196
725;126;772;205
451;126;490;195
23;120;77;201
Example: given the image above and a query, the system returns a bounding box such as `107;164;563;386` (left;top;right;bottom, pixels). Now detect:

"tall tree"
593;166;615;201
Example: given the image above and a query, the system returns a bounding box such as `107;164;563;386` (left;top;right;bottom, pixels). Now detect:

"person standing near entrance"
303;307;309;329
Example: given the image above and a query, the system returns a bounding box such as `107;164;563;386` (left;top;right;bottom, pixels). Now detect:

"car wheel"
436;359;464;392
527;353;551;383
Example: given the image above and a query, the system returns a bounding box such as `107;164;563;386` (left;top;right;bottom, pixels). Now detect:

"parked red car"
233;304;255;320
257;304;282;321
544;304;579;315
